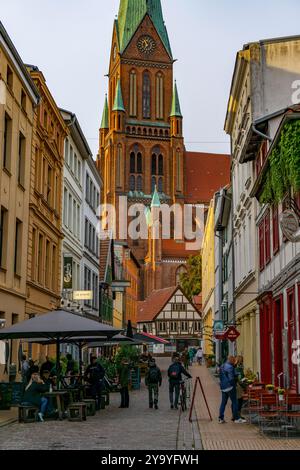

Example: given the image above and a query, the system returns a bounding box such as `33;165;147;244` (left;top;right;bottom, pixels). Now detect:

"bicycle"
179;378;192;411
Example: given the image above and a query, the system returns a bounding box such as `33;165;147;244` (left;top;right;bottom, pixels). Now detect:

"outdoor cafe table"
44;390;69;420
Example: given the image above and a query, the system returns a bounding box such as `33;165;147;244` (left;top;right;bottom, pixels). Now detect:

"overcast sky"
2;0;300;158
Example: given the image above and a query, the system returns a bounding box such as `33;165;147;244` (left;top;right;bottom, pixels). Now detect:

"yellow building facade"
0;24;39;378
25;67;68;361
201;200;215;356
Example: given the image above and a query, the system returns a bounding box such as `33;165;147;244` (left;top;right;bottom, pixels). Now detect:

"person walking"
145;359;162;410
168;354;192;410
117;358;130;409
196;347;203;366
218;356;246;424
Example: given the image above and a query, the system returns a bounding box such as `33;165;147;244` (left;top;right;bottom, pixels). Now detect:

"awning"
133;332;170;345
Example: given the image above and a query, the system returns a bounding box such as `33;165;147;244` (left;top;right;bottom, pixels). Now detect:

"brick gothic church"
97;0;230;301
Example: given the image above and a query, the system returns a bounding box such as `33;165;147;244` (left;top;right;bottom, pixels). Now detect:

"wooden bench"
67;402;87;422
18;405;39;423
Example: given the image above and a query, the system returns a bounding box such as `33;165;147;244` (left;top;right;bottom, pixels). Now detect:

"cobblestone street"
0;358;201;451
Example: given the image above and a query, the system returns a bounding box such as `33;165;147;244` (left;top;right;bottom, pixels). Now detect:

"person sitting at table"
66;353;76;385
21;367;50;422
84;356;105;411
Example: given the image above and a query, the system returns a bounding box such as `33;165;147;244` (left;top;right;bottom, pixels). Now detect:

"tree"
179;254;202;301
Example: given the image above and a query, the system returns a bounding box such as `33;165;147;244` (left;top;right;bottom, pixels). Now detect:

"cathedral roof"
100;95;109;129
117;0;172;58
170;82;182;118
185;152;231;204
112;79;125;112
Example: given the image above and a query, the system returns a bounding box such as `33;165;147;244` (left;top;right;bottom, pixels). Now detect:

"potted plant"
277;388;285;402
266;384;275;393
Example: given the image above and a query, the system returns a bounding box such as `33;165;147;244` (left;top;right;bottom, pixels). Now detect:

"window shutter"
272;204;279;254
259;221;265;271
265;211;271;265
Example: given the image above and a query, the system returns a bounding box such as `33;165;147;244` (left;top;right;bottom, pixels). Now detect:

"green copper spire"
100;95;109;129
170;81;183;118
117;0;172;58
144;207;152;227
151;185;161;208
112;79;125;112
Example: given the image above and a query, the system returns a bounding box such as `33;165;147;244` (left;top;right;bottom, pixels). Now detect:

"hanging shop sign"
280;210;300;243
225;326;240;343
63;257;73;289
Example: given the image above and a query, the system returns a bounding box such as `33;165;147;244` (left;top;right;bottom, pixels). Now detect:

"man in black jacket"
168;354;191;410
84;356;105;410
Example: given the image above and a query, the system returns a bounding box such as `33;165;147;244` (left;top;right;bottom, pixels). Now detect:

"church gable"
121;14;172;63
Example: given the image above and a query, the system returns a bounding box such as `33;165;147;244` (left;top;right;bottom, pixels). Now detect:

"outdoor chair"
67;402;87;422
258;395;283;436
283;395;300;437
82;399;96;416
18;405;39;423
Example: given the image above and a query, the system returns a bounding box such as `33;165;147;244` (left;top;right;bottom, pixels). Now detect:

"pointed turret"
100;95;109;129
170;81;183;138
117;0;172;58
113;79;125;112
170;81;182;118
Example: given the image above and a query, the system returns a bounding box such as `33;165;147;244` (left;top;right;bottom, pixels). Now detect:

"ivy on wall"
259;120;300;204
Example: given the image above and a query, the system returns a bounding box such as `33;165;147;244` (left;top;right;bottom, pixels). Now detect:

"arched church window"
143;71;151;119
116;145;122;188
176;149;182;191
151;176;156;193
129;175;135;191
130;152;136;173
129;70;137;117
137;176;143;192
176;265;187;285
158;155;164;175
137;153;143;174
156;73;164;120
158;177;163;193
151;154;157;175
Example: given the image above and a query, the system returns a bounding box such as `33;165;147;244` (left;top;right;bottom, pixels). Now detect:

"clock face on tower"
137;35;156;56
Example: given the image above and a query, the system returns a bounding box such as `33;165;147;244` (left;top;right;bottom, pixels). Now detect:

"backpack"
169;364;180;381
148;367;160;384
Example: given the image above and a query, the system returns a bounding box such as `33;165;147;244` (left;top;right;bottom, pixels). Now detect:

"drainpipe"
217;229;224;366
252;124;272;142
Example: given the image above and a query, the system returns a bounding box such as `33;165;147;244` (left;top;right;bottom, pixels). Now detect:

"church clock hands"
137;35;156;55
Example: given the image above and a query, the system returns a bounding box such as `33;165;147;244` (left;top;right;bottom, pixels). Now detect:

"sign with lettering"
225;326;240;343
73;291;93;301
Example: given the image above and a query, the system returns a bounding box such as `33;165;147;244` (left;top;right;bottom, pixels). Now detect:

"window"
156;73;164;119
151;176;156;193
3;113;12;171
181;321;188;332
6;65;13;89
73;200;77;236
176;265;187;284
45;240;51;288
31;228;36;281
47;165;52;205
43;110;48;130
129;70;137;117
63;189;68;226
85;218;88;247
158;155;164;175
129;175;135;191
0;207;8;269
70;146;74;172
142;72;151;119
18;132;26;186
74;154;78;178
151;154;157;175
21;90;26;112
86;174;89;201
259;220;265;271
137;176;143;191
38;234;43;284
158;177;163;193
130;152;135;173
14;219;22;276
77;160;81;183
52;245;57;291
272;204;279;255
77;205;80;239
64;139;69;165
265;210;271;265
176;149;181;191
68;194;72;231
137;153;142;174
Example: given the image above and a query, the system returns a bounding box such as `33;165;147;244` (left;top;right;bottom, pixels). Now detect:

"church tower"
98;0;186;289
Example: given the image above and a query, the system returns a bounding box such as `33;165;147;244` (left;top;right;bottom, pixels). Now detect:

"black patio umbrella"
0;310;121;387
133;332;170;345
